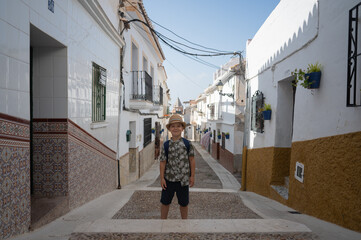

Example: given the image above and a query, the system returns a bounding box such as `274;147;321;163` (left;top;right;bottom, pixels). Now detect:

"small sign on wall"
294;162;304;183
48;0;54;13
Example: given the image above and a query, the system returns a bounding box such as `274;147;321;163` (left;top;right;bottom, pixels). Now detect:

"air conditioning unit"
294;162;304;183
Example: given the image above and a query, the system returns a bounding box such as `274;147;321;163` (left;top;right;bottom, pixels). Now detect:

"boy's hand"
189;176;195;187
161;178;167;190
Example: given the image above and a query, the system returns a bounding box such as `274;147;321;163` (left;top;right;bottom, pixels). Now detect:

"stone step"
74;219;311;233
271;176;290;200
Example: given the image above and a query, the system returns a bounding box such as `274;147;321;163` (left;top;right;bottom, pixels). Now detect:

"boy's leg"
161;204;170;219
176;183;189;219
160;179;175;219
180;205;188;219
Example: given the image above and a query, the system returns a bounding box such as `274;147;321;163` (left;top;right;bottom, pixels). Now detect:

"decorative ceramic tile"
0;116;30;140
32;119;116;209
68;134;116;209
32;134;68;197
0;114;30;240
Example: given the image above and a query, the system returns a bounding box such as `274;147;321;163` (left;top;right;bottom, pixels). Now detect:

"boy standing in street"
159;114;195;219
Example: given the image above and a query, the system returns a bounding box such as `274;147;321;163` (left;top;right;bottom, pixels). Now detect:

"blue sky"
143;0;280;108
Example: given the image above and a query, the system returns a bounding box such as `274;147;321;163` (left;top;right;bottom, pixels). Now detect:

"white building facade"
0;0;168;239
118;0;169;186
244;0;361;232
193;57;246;173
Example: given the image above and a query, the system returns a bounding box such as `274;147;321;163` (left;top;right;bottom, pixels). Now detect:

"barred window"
92;62;106;122
144;118;152;147
251;90;264;133
347;3;361;106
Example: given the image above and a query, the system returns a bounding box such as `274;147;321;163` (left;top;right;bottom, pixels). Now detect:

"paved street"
11;142;361;240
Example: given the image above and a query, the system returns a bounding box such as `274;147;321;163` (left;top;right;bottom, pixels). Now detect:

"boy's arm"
160;160;167;190
189;155;195;187
159;145;167;190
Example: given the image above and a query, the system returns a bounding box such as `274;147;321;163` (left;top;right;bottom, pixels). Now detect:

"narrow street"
11;142;361;240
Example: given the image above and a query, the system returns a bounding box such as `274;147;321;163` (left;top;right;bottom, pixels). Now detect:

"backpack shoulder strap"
164;140;170;163
182;138;190;155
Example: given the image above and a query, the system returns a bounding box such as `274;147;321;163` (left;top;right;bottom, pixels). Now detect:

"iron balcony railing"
131;71;153;102
207;103;221;120
153;85;163;105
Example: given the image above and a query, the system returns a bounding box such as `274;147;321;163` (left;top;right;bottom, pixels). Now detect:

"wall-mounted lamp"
216;80;234;99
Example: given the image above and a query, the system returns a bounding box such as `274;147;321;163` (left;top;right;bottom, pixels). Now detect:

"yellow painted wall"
246;131;361;232
288;131;361;232
246;147;291;197
246;147;273;197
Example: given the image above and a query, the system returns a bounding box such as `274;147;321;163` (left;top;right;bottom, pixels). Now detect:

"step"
271;184;289;200
74;219;311;233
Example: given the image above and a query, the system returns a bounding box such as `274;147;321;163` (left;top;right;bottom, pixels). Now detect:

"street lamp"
216;80;234;99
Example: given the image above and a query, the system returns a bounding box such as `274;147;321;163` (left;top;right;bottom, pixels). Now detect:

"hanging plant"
292;62;322;89
259;103;272;120
225;132;230;139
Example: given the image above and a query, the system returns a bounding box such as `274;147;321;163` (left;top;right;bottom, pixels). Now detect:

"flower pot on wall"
305;71;321;89
217;135;221;139
263;110;272;120
225;134;229;139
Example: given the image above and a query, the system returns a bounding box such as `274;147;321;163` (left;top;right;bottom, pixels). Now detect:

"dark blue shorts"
160;179;189;207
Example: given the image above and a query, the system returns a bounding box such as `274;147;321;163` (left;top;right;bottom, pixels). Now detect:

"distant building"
172;97;184;114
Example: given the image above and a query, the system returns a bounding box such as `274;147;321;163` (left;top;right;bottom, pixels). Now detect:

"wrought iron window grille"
144;118;152;147
92;62;106;122
347;2;361;107
251;90;264;133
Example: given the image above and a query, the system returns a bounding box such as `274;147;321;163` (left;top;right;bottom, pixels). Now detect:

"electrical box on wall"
294;162;304;183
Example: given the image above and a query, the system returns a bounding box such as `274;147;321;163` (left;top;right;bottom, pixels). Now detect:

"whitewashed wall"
204;73;239;154
117;11;165;157
246;0;361;148
0;0;123;151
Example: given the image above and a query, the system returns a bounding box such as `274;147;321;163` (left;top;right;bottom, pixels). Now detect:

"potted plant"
292;62;322;89
217;133;221;139
259;103;272;120
151;128;155;134
225;132;230;139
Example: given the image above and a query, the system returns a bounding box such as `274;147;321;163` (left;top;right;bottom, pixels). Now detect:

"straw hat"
166;114;186;130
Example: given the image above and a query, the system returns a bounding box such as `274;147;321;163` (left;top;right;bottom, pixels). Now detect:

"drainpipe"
116;46;125;190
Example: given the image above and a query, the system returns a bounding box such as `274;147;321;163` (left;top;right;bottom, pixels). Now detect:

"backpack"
164;138;190;163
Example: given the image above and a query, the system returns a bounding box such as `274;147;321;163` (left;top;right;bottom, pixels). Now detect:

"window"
92;62;106;122
144;118;152;147
251;90;264;133
347;3;361;106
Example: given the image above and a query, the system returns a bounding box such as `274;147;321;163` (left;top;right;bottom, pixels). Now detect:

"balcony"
151;85;163;111
207;103;222;121
129;71;153;110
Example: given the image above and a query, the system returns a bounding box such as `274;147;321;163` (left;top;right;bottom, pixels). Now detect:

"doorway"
273;76;296;188
30;24;68;229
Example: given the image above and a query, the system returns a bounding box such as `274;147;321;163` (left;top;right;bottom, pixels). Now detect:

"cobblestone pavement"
70;145;319;240
149;148;223;189
112;191;261;219
70;232;319;240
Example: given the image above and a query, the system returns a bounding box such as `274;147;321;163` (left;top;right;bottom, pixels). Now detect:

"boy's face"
169;122;184;138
